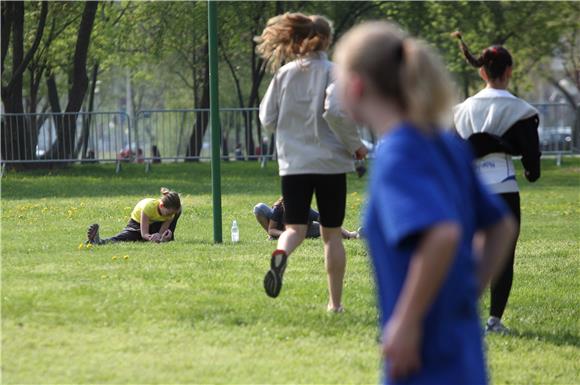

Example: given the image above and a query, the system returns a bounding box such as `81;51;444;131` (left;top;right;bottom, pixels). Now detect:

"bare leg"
321;226;346;311
255;214;270;232
264;224;308;298
277;224;308;256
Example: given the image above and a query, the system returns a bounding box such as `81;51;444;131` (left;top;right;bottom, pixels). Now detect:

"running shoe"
87;223;102;245
486;316;510;335
263;249;287;298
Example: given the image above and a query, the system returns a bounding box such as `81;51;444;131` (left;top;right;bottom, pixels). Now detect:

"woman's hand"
382;316;422;381
161;229;172;242
148;233;162;242
355;146;368;160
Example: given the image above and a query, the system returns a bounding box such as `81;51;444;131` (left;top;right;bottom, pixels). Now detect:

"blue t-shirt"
364;123;507;385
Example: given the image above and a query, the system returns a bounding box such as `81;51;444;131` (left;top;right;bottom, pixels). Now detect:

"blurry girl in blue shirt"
334;22;517;384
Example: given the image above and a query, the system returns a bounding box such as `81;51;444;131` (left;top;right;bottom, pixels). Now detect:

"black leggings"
104;212;181;243
281;173;346;228
490;192;521;319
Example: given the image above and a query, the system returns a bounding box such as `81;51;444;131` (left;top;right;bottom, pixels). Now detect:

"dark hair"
160;187;181;210
452;31;513;80
272;196;284;209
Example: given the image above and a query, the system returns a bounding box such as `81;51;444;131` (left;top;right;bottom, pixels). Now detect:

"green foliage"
7;1;580;112
1;159;579;383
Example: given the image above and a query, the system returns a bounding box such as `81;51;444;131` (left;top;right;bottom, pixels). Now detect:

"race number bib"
474;153;515;186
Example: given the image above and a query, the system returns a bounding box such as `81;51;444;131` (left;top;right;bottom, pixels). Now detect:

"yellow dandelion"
112;255;118;260
86;243;93;249
78;243;84;250
123;255;129;260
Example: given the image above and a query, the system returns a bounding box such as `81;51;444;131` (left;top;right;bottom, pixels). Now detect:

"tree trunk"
76;61;99;159
575;106;580;153
221;133;229;161
46;71;61;113
186;42;210;160
1;2;13;76
548;76;580;152
244;45;267;157
46;1;98;161
1;2;26;162
268;133;276;158
24;64;46;160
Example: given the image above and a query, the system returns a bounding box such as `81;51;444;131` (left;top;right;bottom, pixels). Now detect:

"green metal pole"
208;0;222;243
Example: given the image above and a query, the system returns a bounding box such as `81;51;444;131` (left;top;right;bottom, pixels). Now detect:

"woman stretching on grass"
86;187;181;244
253;197;360;240
452;32;541;334
257;12;367;312
335;22;516;384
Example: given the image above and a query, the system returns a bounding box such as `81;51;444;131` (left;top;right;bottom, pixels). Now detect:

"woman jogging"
257;12;367;312
86;187;181;244
452;32;541;334
334;22;516;384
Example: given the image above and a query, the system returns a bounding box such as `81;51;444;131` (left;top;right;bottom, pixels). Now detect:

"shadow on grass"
179;303;378;339
512;330;580;348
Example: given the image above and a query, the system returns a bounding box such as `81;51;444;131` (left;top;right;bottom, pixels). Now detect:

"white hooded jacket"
259;52;363;176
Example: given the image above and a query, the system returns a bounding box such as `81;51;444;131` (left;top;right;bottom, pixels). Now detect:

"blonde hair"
160;187;181;210
335;22;454;129
255;12;333;73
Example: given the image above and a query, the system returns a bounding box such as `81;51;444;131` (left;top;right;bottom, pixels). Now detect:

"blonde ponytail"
255;12;333;73
401;38;454;128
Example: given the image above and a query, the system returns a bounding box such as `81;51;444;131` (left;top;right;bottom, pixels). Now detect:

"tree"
1;1;48;162
42;1;98;160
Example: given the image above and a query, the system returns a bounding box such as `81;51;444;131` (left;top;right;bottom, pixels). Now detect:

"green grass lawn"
1;159;579;384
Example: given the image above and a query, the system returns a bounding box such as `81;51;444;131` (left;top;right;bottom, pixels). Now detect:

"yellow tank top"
130;198;174;223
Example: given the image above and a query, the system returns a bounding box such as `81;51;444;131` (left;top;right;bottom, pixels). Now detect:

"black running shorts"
280;173;346;228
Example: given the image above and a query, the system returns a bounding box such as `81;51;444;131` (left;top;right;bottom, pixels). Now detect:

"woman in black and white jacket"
452;32;541;334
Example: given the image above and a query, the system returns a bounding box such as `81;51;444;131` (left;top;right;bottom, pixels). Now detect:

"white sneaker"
486;316;510;335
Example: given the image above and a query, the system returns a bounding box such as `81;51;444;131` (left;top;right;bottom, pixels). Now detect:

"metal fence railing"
533;103;575;154
359;103;577;156
134;108;273;162
1;104;577;166
0;111;131;164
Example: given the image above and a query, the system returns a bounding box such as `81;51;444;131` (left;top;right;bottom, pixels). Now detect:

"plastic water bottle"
231;220;239;243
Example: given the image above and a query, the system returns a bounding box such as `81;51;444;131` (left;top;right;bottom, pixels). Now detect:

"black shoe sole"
87;224;100;244
263;252;287;298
